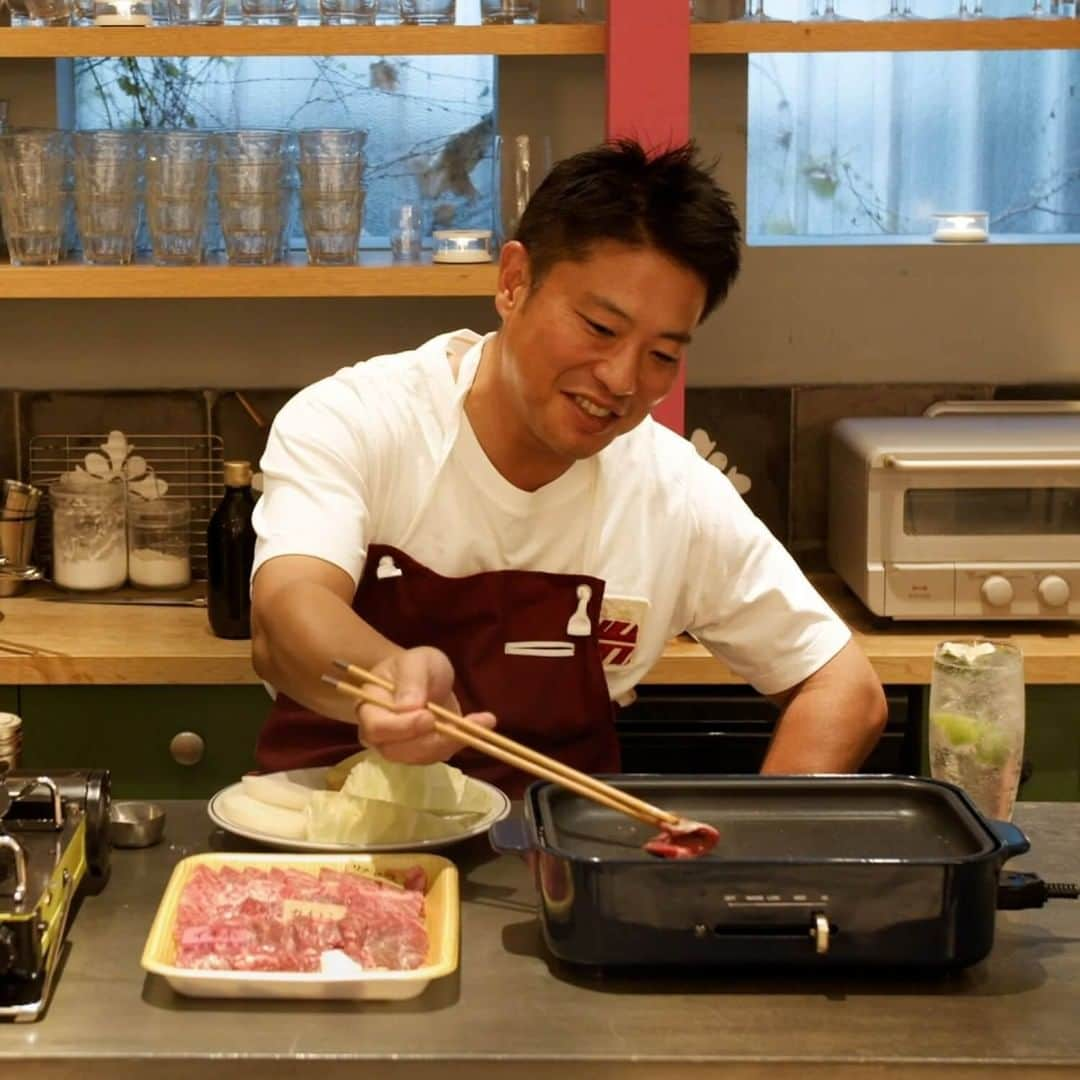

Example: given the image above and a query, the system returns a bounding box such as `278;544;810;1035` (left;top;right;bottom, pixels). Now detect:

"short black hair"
514;139;742;320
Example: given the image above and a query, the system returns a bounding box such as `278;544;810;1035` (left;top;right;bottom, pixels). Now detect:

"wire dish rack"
29;434;225;581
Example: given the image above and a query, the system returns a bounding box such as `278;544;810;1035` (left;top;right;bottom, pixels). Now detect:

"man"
250;139;887;796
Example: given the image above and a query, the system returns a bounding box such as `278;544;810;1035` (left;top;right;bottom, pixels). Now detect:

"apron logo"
597;596;648;669
598;619;639;667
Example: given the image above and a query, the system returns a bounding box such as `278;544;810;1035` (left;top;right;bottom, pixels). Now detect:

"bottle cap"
223;461;253;488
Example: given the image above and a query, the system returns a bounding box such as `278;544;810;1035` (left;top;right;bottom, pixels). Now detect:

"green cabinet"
18;685;270;799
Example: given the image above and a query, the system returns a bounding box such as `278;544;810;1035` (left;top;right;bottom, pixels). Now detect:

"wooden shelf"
0;19;1077;57
0;252;499;298
691;17;1080;52
0;22;605;57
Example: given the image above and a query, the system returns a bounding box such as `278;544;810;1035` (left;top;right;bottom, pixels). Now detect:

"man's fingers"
355;702;434;745
390;647;455;710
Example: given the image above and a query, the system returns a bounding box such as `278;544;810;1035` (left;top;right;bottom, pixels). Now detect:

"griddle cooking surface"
534;776;995;862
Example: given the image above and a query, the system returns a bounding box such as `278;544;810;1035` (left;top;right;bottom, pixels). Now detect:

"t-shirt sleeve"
682;455;851;696
251;378;377;587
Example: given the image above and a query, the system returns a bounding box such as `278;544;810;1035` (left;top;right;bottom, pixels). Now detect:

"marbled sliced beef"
174;865;429;972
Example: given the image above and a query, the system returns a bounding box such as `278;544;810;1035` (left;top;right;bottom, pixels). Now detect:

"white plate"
207;766;511;853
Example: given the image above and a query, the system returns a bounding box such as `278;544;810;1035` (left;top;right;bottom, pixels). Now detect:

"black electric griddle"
492;775;1074;970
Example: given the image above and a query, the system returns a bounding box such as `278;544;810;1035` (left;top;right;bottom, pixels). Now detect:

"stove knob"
0;925;16;976
981;575;1014;608
1037;574;1071;608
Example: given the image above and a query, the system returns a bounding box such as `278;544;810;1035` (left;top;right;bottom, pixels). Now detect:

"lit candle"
94;0;152;24
932;212;989;244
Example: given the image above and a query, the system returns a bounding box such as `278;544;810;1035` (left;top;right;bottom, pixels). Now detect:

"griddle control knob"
0;925;16;976
811;913;830;956
981;575;1014;608
170;731;205;766
1037;575;1070;608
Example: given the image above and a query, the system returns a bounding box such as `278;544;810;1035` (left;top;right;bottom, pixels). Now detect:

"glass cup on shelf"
399;0;455;23
373;0;399;20
929;640;1026;822
22;0;72;24
318;0;373;21
573;0;604;18
494;132;552;245
213;129;294;265
239;0;296;23
2;0;33;26
145;130;213;266
481;0;537;21
874;0;921;20
729;0;788;23
296;128;367;265
390;200;423;262
693;0;742;18
72;130;143;266
169;0;224;23
0;128;71;267
808;0;853;20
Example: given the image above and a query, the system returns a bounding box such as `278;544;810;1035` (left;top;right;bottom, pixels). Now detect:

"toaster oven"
828;413;1080;620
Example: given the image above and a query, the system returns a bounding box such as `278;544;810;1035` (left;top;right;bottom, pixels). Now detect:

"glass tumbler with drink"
929;639;1025;821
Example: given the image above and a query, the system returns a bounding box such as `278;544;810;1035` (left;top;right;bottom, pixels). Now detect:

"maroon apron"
255;335;620;798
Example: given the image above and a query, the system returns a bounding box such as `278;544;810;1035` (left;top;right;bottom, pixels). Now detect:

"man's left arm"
761;639;888;774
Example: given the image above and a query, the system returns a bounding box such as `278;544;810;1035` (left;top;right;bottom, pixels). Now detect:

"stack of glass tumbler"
0;126;369;267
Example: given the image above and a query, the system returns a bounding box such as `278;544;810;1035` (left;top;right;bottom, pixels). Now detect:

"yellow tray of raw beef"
141;851;458;1001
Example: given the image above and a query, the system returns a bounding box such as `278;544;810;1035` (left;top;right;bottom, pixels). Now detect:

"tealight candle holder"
932;211;989;244
93;0;152;23
432;228;494;264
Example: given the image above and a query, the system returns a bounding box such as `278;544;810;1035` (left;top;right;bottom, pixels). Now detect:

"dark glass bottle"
207;460;256;640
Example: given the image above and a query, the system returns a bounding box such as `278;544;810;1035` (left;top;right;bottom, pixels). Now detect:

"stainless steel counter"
2;801;1079;1080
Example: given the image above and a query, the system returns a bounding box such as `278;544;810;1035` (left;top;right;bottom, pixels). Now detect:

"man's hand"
353;646;496;765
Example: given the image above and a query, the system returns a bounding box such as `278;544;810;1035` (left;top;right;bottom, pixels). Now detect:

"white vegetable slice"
219;790;307;840
241;771;315;812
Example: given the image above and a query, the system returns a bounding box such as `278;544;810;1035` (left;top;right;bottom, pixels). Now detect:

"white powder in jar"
128;548;191;589
54;547;128;591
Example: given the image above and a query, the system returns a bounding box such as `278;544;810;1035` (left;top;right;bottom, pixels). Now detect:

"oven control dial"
981;575;1014;608
1037;575;1071;608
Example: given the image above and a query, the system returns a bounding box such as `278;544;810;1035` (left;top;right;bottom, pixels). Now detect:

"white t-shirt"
253;330;851;701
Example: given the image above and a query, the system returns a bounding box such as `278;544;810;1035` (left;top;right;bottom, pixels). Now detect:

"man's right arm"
251;555;494;763
251;553;399;726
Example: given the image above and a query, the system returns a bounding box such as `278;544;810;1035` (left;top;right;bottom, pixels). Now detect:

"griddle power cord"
997;871;1080;910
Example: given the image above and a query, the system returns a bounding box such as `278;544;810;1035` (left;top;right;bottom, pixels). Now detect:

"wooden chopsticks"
323;659;681;831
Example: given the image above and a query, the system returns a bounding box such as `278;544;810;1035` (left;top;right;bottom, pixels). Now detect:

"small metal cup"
109;800;167;848
0;480;43;570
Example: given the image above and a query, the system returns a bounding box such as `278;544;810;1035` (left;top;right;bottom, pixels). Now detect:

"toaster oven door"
875;457;1080;564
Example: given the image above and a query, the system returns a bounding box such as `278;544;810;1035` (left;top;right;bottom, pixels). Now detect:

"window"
747;0;1080;242
73;52;496;248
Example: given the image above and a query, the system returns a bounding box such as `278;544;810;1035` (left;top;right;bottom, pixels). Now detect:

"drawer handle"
170;731;205;766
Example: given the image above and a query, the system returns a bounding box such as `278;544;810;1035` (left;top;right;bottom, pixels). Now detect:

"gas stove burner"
0;769;111;1022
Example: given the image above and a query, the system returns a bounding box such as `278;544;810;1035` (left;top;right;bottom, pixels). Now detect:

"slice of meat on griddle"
643;819;720;860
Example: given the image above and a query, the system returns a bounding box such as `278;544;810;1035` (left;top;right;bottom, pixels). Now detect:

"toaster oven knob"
981;575;1014;608
1037;575;1070;608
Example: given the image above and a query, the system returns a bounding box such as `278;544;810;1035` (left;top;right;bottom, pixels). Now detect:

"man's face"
488;240;706;486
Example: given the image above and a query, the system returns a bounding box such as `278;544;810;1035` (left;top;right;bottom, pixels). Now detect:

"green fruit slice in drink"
975;728;1013;767
931;711;981;747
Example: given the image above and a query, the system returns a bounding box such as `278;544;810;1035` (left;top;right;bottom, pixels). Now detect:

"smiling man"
250;140;887;795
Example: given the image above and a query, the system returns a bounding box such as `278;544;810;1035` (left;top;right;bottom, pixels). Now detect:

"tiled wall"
3;382;1077;572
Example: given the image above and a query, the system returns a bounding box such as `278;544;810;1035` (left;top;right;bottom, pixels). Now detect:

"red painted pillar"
606;0;690;435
